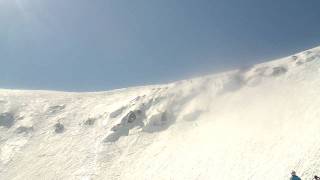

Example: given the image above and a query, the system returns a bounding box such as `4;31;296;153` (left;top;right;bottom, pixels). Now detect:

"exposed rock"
16;126;34;134
54;122;65;133
109;107;126;118
272;66;287;76
221;73;245;94
48;105;66;114
291;55;298;61
105;110;145;142
0;112;15;128
128;111;137;123
84;118;96;126
296;61;304;66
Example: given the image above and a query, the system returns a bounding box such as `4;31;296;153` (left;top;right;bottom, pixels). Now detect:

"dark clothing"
290;175;301;180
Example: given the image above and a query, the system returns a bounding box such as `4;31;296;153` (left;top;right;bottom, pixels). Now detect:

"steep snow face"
0;47;320;180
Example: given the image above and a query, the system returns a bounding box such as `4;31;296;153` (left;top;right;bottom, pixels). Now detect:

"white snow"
0;46;320;180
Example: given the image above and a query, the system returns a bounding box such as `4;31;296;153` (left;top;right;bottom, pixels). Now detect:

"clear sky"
1;0;320;91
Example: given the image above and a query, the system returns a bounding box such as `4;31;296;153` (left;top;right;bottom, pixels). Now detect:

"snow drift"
1;46;320;180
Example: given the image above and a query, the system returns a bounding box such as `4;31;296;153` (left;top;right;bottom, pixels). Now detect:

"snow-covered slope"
1;46;320;180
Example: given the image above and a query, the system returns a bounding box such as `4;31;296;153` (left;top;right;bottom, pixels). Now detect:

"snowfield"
1;46;320;180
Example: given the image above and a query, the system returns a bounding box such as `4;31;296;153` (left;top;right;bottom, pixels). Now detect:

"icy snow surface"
1;46;320;180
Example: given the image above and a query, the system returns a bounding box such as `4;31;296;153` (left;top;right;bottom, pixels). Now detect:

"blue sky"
1;0;320;91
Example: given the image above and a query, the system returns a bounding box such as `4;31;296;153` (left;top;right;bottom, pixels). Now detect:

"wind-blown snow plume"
0;46;320;180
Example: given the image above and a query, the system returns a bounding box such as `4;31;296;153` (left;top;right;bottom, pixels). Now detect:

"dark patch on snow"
220;73;245;94
110;124;121;132
304;51;312;55
48;105;66;114
271;66;287;76
16;126;34;134
161;112;168;122
16;116;24;121
121;110;145;127
296;61;304;66
103;129;129;143
295;55;318;66
291;55;298;61
105;110;145;143
305;56;317;63
54;122;65;134
254;67;268;75
84;118;96;126
0;112;15;128
127;111;137;123
106;90;201;141
244;67;269;86
109;107;126;118
131;96;141;104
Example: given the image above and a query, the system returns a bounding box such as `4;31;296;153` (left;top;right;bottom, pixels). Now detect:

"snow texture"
0;46;320;180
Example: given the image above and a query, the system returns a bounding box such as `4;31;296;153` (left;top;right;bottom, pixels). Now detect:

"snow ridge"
0;46;320;180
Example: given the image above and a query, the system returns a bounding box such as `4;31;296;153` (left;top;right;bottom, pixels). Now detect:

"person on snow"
314;175;320;180
290;171;301;180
